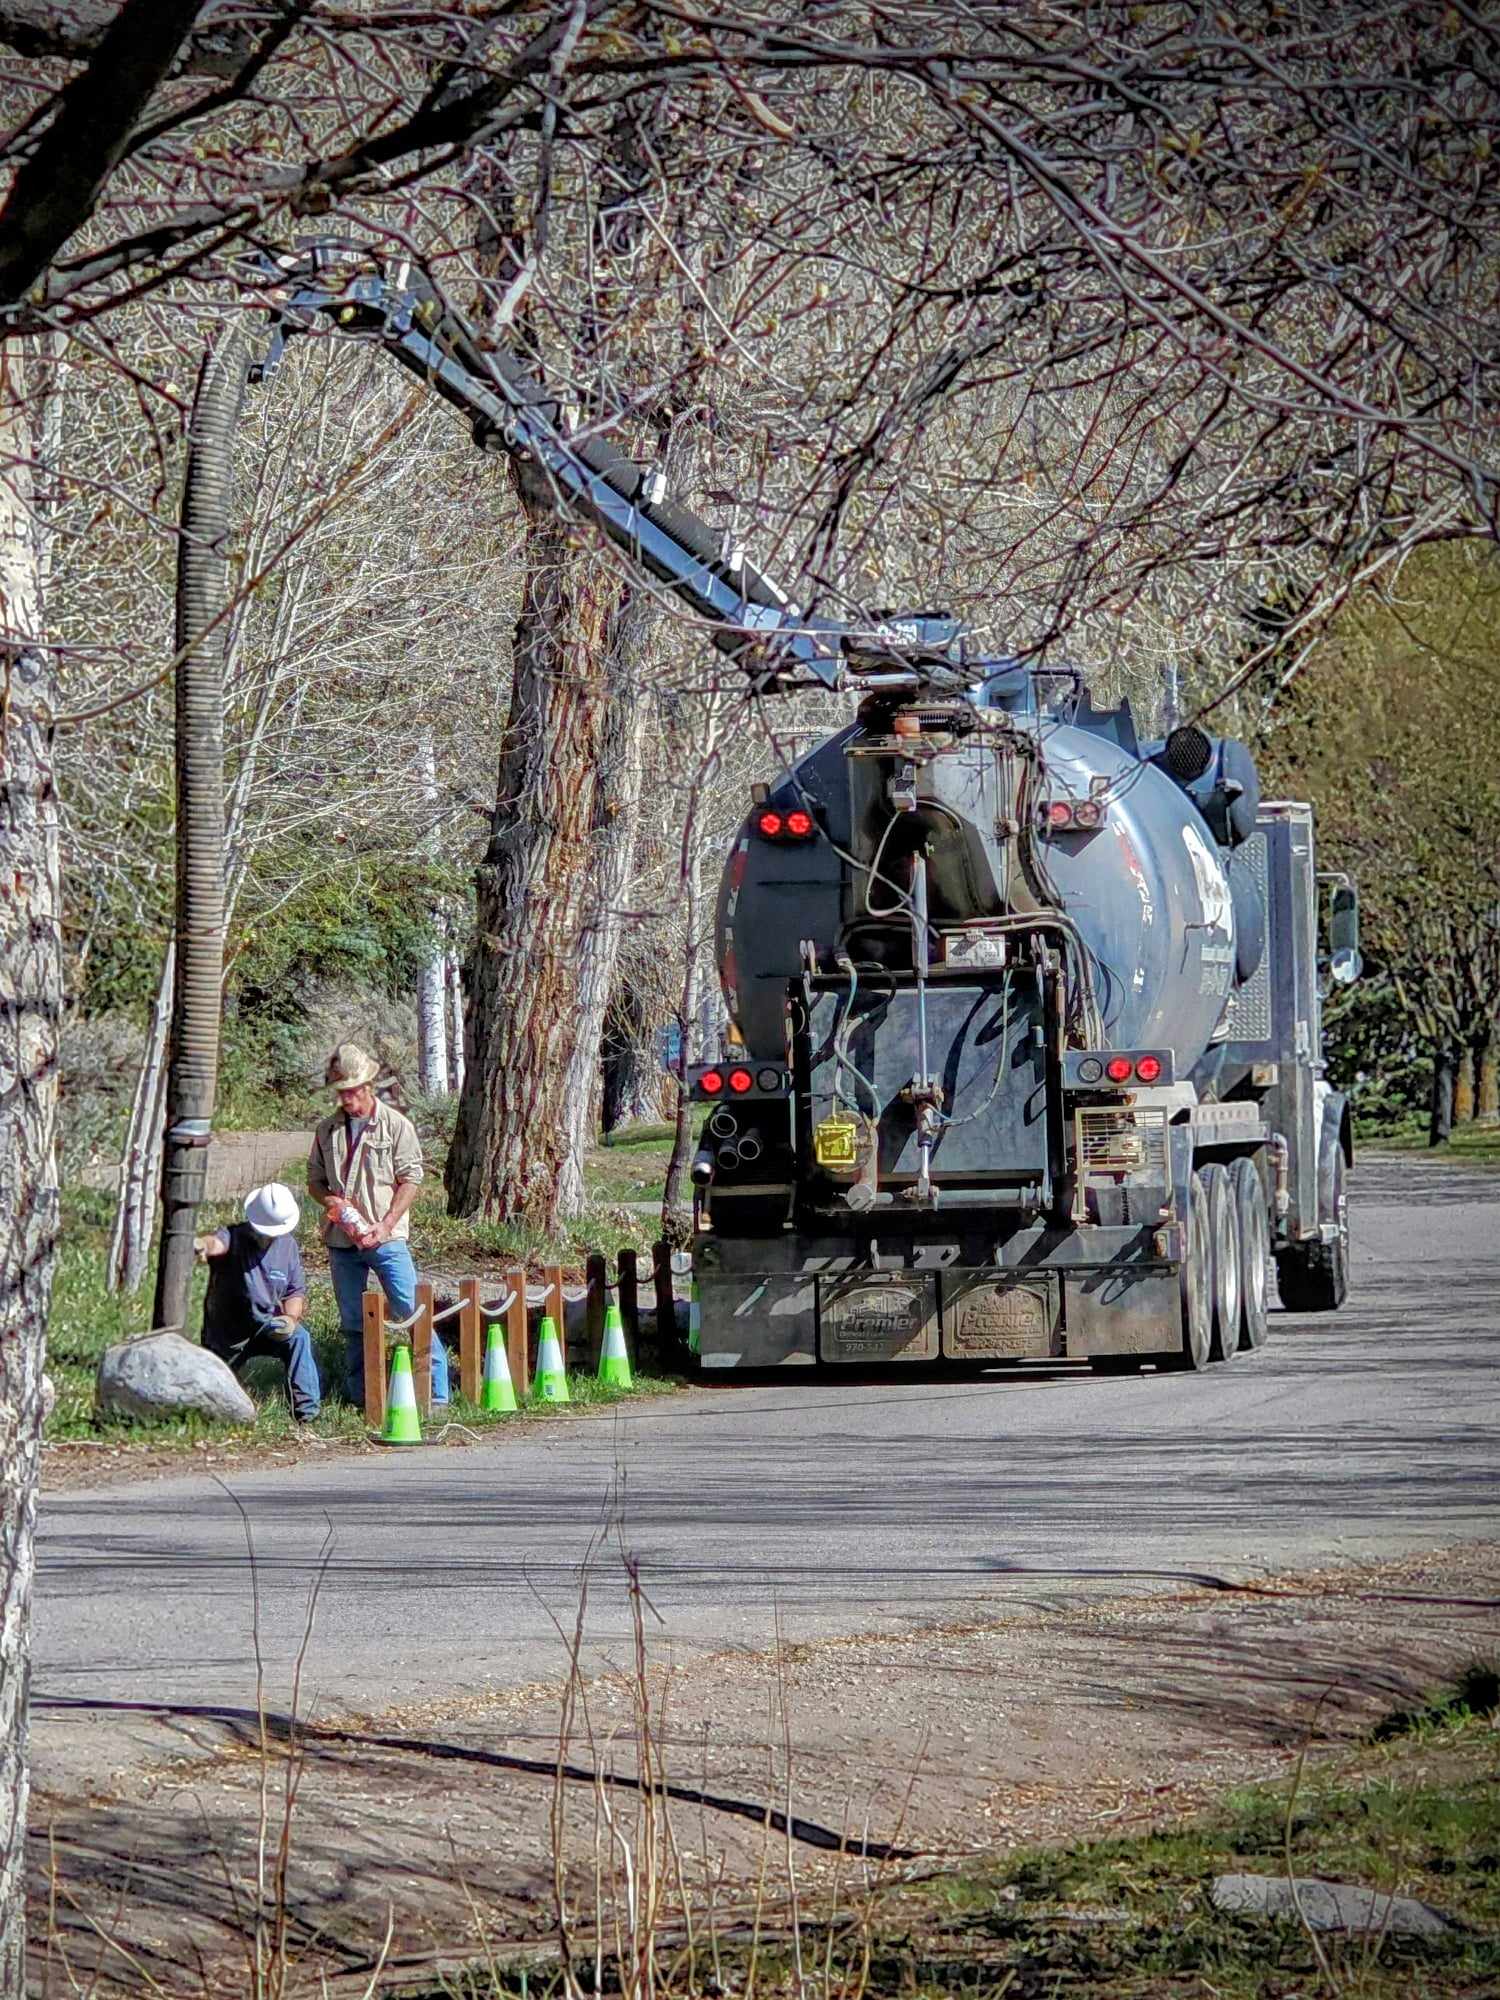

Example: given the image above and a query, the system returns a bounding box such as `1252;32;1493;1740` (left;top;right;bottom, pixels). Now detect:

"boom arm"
248;243;973;693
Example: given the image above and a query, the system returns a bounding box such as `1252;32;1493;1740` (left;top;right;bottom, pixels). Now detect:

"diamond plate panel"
1226;830;1273;1043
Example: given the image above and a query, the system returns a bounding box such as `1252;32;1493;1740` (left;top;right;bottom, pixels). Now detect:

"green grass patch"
1364;1115;1500;1165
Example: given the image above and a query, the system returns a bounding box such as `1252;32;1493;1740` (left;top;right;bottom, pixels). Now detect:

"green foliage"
1263;542;1500;1116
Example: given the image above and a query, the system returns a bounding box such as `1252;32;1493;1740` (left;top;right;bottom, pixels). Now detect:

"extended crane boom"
249;242;974;694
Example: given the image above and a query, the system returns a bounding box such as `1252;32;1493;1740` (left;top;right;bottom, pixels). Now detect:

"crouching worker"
308;1041;450;1409
195;1183;321;1427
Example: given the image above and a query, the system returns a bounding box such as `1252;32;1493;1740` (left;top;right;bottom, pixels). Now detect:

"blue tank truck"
253;244;1361;1376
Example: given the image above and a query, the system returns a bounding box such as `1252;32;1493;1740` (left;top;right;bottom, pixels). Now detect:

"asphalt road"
30;1155;1500;1777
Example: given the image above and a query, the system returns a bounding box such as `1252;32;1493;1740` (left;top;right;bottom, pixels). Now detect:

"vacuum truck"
253;244;1360;1376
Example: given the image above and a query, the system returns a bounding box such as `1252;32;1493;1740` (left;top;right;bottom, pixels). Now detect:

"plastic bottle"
324;1197;378;1248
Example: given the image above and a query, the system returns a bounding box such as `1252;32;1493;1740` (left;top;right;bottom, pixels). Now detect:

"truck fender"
1313;1082;1353;1224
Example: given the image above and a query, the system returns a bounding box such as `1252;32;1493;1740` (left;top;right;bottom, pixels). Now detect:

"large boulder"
96;1331;256;1426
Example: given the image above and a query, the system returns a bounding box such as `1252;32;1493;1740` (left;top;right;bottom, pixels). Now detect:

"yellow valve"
814;1117;858;1168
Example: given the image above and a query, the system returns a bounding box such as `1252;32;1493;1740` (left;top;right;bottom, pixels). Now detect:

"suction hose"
152;331;247;1334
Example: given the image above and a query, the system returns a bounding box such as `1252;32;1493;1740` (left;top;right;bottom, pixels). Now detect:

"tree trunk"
1475;1037;1498;1126
1453;1045;1476;1126
445;494;622;1229
414;730;450;1097
661;844;708;1220
445;951;465;1097
107;940;174;1293
602;982;664;1134
0;340;62;1994
1429;1047;1455;1146
556;587;655;1213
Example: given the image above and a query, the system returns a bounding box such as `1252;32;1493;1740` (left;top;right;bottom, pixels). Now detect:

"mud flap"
940;1274;1059;1359
817;1273;939;1364
696;1274;817;1368
1064;1265;1179;1357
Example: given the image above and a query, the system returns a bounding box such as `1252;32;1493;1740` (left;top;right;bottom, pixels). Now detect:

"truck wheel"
1276;1146;1349;1313
1202;1162;1241;1363
1162;1170;1213;1371
1230;1155;1270;1351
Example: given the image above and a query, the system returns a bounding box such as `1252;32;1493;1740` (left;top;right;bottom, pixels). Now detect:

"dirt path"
80;1128;315;1202
27;1540;1498;1995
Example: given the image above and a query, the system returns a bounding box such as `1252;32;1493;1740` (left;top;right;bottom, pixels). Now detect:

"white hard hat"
244;1183;300;1238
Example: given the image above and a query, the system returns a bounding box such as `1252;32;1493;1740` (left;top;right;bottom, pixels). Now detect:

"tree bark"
1474;1037;1498;1126
0;340;61;1994
445;495;622;1229
415;730;450;1098
1429;1047;1455;1147
555;587;655;1211
1454;1045;1476;1126
445;951;465;1097
107;940;173;1294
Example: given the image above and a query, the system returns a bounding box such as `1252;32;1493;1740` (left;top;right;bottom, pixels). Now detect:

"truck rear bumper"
692;1225;1179;1369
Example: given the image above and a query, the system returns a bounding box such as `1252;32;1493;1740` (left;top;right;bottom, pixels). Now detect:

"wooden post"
362;1288;386;1430
458;1276;482;1403
413;1279;434;1417
618;1247;639;1347
542;1261;565;1367
586;1252;606;1368
652;1240;675;1364
504;1267;529;1398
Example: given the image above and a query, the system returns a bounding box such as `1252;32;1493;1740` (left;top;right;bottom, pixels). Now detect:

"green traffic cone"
531;1315;570;1403
381;1343;423;1444
597;1302;632;1389
481;1321;518;1412
688;1279;701;1356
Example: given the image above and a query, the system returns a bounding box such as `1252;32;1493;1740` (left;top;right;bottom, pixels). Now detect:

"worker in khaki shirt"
307;1042;450;1407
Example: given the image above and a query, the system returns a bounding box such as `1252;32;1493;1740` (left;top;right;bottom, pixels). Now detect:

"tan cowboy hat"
325;1041;380;1091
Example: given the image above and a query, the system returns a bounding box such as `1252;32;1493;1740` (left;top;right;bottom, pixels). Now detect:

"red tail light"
1105;1056;1133;1083
785;808;814;838
699;1069;724;1096
755;810;783;838
727;1067;754;1094
755;805;816;841
1046;800;1073;829
1134;1054;1163;1083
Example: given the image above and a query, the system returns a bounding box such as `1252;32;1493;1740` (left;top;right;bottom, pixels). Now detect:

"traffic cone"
531;1315;570;1403
481;1322;518;1412
381;1343;423;1445
688;1280;701;1357
597;1302;632;1389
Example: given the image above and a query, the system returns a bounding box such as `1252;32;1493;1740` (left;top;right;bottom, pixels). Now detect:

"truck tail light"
689;1063;789;1101
727;1067;754;1094
1043;797;1107;832
1066;1049;1175;1089
698;1069;724;1096
1105;1056;1133;1083
1134;1054;1163;1083
754;806;816;841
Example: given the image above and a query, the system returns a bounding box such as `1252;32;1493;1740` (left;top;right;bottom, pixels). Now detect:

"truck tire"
1276;1145;1349;1313
1230;1154;1270;1351
1162;1170;1213;1371
1202;1162;1241;1363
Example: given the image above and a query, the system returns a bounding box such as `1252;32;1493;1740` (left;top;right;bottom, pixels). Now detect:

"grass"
1362;1115;1500;1164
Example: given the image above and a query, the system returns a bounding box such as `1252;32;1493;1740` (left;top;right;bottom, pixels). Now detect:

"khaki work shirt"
308;1097;423;1249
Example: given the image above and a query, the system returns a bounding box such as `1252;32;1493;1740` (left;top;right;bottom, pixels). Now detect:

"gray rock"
96;1331;256;1426
1211;1873;1457;1937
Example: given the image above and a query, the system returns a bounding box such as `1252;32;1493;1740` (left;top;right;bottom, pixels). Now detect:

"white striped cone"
597;1304;632;1388
531;1316;570;1403
481;1323;518;1412
381;1343;422;1444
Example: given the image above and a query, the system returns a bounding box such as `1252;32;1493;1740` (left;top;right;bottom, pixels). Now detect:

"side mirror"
1329;882;1362;985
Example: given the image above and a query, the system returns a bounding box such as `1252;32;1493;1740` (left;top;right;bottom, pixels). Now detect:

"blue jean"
208;1319;322;1423
329;1240;449;1405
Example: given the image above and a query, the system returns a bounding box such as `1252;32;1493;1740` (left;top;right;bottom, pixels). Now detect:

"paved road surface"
31;1156;1499;1780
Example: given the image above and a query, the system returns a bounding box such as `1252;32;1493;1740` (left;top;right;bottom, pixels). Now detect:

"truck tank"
717;696;1250;1074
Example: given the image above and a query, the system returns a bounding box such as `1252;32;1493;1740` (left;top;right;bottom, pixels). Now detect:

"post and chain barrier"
360;1244;679;1434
